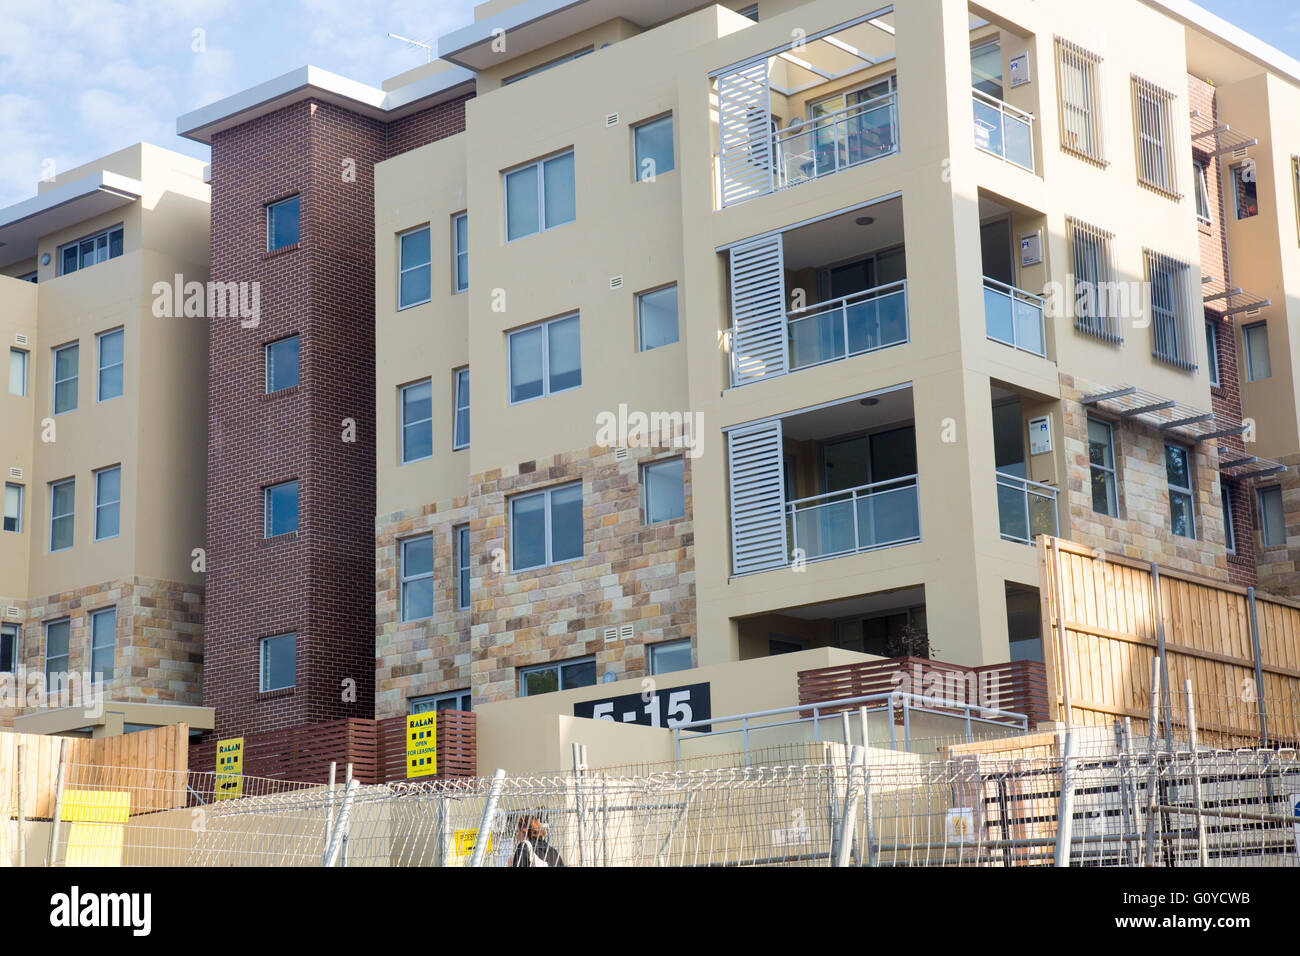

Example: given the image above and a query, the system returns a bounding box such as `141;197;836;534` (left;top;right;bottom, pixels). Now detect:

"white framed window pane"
638;285;679;350
1194;163;1211;221
398;227;432;308
61;245;77;274
1205;322;1218;386
4;483;21;533
261;634;296;690
1259;486;1285;547
94;466;121;540
1087;420;1117;517
521;665;559;696
53;344;78;414
453;369;470;449
1165;445;1194;538
454;214;469;292
97;329;124;401
264;481;298;536
91;607;116;681
542;152;576;228
561;658;597;689
401;534;434;621
505;165;540;240
649;640;691;675
549;483;583;562
268;196;300;250
634;115;675;180
508;326;544;403
50;479;74;551
644;458;686;524
547;315;581;393
45;619;70;691
266;336;300;392
9;348;27;396
1244;323;1271;381
401;380;433;462
510;492;547;570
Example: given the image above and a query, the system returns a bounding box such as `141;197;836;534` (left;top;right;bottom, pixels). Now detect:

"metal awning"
1204;286;1270;318
1190;109;1258;159
1220;455;1288;481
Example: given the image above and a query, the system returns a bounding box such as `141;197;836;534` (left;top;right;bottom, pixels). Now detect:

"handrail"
972;87;1035;172
785;279;909;373
774;90;897;147
787;279;907;323
983;275;1047;358
995;470;1058;497
786;473;917;512
982;275;1044;305
971;87;1034;125
995;470;1059;544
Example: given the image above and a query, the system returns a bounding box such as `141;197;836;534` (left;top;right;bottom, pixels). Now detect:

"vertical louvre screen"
1067;216;1122;343
1145;249;1197;370
728;420;788;575
717;59;773;206
1132;76;1180;197
728;233;788;384
1055;37;1104;163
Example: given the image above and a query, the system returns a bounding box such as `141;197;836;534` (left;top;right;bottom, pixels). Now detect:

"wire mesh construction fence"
5;744;1298;867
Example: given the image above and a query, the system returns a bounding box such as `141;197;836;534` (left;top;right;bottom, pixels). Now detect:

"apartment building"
171;0;1300;735
0;144;211;734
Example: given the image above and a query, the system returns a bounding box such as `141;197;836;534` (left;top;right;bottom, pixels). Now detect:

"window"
1067;217;1120;342
4;483;21;533
49;478;74;551
1087;419;1118;517
508;313;581;403
1258;486;1285;548
1131;77;1179;196
1194;160;1212;223
970;40;1002;99
398;225;431;308
58;225;123;275
1231;163;1258;219
264;480;298;537
453;368;470;450
265;335;299;392
401;379;433;463
1055;38;1104;163
455;524;470;610
504;150;575;241
1243;322;1271;381
400;534;434;621
53;342;78;414
94;465;120;541
502;47;593;85
90;607;115;682
266;196;300;251
1221;483;1235;553
509;482;583;571
633;114;675;182
0;622;15;673
1205;322;1219;386
410;689;472;713
637;285;679;351
1165;443;1195;538
642;457;686;525
9;348;27;396
260;633;296;691
1145;251;1195;369
453;213;468;293
45;619;70;692
648;639;692;676
95;328;124;401
519;656;596;697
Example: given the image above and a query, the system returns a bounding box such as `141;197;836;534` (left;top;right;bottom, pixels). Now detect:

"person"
509;814;565;867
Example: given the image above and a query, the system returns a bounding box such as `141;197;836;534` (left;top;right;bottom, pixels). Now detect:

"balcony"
772;92;900;191
788;280;908;371
787;474;920;561
983;276;1046;357
996;471;1058;544
972;89;1034;171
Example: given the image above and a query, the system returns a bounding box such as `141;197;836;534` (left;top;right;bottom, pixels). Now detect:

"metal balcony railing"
995;472;1058;544
787;280;908;371
972;89;1035;171
983;276;1047;357
787;475;920;562
774;92;900;189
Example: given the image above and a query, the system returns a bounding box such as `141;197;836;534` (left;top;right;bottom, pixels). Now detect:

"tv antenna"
388;33;435;62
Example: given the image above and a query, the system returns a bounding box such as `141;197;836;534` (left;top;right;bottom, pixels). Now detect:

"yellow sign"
62;790;130;866
406;713;437;778
215;736;244;800
454;828;490;857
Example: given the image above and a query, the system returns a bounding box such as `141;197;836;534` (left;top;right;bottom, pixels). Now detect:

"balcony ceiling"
783;198;904;270
782;385;914;442
763;585;925;621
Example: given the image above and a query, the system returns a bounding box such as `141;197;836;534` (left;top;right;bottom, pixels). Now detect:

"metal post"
435;795;448;867
902;696;910;751
45;740;67;867
572;742;587;867
469;769;507;869
327;761;336;857
341;762;352;867
1246;587;1269;746
1053;730;1078;867
742;716;751;766
322;777;360;867
1052;538;1074;725
1150;562;1173;748
1184;680;1208;867
674;728;681;770
888;696;896;750
16;743;26;868
859;710;875;867
834;746;867;867
964;705;973;743
858;706;870;749
1114;719;1135;865
1143;659;1163;867
840;710;852;757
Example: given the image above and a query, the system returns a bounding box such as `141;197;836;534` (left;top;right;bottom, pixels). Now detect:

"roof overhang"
1144;0;1300;88
437;0;708;71
0;170;142;269
176;63;476;144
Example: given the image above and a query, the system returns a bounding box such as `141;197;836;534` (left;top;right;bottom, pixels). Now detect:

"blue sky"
0;0;1297;207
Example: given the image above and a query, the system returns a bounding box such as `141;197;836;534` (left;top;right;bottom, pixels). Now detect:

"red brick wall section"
384;94;472;159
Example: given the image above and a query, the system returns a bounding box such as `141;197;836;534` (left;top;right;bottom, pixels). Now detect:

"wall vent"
609;274;624;290
8;467;21;480
605;112;620;127
618;623;634;641
14;334;28;346
4;606;19;620
613;445;629;461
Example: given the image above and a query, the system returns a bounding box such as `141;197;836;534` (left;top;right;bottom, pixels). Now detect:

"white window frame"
455;524;470;610
1221;483;1235;554
1231;163;1258;220
1243;321;1271;381
642;457;686;525
648;639;692;676
503;149;576;242
1205;321;1219;387
93;465;121;542
400;379;434;464
49;477;74;552
400;533;434;623
9;347;27;396
453;368;470;450
452;213;468;293
3;482;22;534
259;633;296;691
264;335;299;393
1194;160;1212;224
263;480;298;538
410;689;472;713
44;618;70;693
1165;443;1196;539
633;114;675;182
518;655;596;697
266;196;300;252
58;224;123;275
1087;419;1119;518
1258;485;1285;548
636;284;680;352
507;313;581;405
52;342;78;415
509;481;583;572
90;606;116;683
96;327;124;402
398;224;432;309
